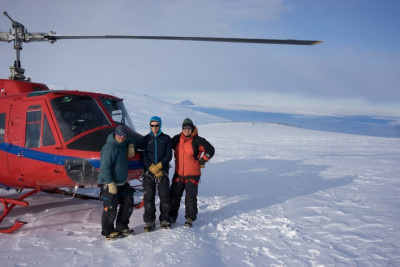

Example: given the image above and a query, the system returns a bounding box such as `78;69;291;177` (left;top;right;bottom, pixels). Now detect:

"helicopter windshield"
51;95;111;142
100;97;134;130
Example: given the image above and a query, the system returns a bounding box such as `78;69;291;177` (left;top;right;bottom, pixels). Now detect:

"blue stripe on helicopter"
0;143;143;169
88;158;143;169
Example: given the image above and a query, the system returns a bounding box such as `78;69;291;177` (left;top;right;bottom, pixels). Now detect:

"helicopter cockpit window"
25;110;42;148
50;95;111;142
101;97;134;130
0;113;5;144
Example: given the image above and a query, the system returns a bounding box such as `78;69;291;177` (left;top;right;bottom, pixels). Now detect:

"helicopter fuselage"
0;79;143;191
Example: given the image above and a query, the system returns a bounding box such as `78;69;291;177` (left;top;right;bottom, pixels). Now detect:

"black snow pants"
100;182;134;236
142;172;170;223
169;174;200;222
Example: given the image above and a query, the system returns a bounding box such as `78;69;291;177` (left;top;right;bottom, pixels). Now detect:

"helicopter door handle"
17;152;24;158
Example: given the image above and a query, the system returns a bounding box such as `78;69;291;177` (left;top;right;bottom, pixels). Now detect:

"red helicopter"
0;11;321;233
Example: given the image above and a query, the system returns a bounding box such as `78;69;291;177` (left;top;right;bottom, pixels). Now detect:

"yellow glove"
154;169;164;178
156;162;162;169
107;182;117;195
149;163;160;175
127;143;135;158
155;162;163;177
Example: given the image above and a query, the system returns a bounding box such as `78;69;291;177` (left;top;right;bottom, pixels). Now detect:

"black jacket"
141;131;172;172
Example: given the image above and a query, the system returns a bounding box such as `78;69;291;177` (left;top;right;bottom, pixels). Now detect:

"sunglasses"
150;124;160;128
116;131;127;136
182;126;193;130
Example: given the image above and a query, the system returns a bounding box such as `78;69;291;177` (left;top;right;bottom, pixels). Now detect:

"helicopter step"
0;188;39;233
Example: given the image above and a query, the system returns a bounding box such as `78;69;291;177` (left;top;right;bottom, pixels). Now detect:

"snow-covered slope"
1;120;399;266
110;90;222;131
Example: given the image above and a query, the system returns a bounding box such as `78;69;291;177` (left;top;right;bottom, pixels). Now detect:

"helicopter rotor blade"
1;12;321;46
1;11;322;81
47;35;322;46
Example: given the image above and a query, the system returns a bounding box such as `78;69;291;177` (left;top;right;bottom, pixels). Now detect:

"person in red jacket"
169;118;215;227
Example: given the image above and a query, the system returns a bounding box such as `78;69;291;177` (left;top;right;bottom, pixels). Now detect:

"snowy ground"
1;120;399;266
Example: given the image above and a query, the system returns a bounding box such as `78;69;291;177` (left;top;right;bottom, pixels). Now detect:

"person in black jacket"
141;116;172;231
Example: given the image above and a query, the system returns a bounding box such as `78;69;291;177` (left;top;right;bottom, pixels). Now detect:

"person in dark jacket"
169;118;215;227
98;125;136;240
141;116;172;231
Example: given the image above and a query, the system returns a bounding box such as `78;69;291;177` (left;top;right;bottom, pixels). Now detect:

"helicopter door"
8;102;60;187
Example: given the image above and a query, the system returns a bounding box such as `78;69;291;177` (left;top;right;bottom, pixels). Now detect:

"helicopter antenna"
1;11;322;81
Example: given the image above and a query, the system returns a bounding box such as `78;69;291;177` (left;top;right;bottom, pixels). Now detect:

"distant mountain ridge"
178;99;195;106
109;91;222;132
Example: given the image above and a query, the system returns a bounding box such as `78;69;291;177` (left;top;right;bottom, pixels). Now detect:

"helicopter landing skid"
134;199;144;209
0;188;39;233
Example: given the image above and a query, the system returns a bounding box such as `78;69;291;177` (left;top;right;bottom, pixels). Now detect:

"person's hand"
149;163;160;175
107;182;117;194
154;162;163;178
156;162;162;169
199;158;206;168
154;169;163;178
127;144;135;158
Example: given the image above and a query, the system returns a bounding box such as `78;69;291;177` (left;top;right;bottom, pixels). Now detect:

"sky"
1;0;400;115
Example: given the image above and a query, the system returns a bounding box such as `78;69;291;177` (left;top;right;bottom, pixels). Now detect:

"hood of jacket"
149;116;163;137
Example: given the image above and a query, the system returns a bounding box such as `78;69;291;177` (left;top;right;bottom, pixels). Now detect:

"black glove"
199;158;206;168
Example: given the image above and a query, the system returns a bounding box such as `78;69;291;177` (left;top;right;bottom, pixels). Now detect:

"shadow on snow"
199;158;354;222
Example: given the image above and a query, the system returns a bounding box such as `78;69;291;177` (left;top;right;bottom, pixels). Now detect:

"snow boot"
106;231;121;240
144;222;156;232
120;229;135;237
184;218;193;228
161;220;171;229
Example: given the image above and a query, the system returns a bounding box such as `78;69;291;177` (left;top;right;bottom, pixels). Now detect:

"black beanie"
182;118;194;128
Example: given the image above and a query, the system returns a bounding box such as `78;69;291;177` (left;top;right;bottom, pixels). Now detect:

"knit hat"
115;125;128;136
150;116;162;127
182;118;194;128
149;116;162;136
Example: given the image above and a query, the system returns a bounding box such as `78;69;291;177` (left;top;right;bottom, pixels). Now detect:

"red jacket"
172;127;215;177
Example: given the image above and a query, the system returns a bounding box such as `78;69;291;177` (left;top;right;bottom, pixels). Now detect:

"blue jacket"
98;133;133;185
